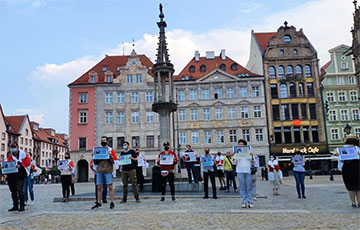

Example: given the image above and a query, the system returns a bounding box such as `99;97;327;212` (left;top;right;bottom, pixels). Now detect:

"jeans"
203;170;216;197
225;171;237;191
122;169;139;199
24;175;34;202
293;171;306;197
161;171;175;196
94;174;107;202
61;175;72;199
237;173;253;204
185;162;198;183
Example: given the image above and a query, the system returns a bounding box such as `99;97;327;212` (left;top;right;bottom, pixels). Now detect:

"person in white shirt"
182;145;198;183
215;152;226;190
135;148;145;192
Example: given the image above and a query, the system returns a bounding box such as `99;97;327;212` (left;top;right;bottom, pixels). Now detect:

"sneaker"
241;203;246;208
302;196;306;199
352;203;356;208
172;196;176;202
160;197;165;202
253;196;257;201
248;203;254;208
103;200;108;204
28;200;34;205
203;196;209;199
110;202;114;209
18;207;25;212
120;199;127;204
136;198;140;203
8;207;18;212
91;202;102;209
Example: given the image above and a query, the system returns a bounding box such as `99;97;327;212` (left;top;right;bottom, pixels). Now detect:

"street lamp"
344;123;352;136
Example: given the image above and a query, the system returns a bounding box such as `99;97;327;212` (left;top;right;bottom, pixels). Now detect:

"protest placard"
93;147;110;160
201;156;214;167
119;154;132;165
2;161;18;174
160;155;174;165
338;147;359;161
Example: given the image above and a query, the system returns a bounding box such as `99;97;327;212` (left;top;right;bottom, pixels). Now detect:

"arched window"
189;65;195;73
289;83;296;97
269;66;276;78
280;84;288;98
219;64;226;71
296;65;302;75
283;35;291;43
278;66;285;77
293;49;298;55
305;65;312;77
200;65;206;72
231;63;238;71
298;83;304;97
287;65;294;75
280;50;285;55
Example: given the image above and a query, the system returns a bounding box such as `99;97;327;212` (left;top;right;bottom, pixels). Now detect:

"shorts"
217;170;224;178
96;172;113;185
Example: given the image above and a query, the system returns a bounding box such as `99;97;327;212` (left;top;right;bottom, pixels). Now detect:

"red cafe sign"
282;147;320;154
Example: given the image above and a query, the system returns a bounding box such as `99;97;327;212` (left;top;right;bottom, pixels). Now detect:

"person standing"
58;152;75;202
157;142;178;201
91;136;118;209
233;140;255;208
268;155;281;196
292;149;306;199
251;155;258;201
90;159;107;204
215;151;226;190
336;136;360;207
4;142;31;212
223;151;237;193
120;141;140;204
182;145;198;183
24;153;36;205
261;167;265;181
70;172;75;196
135;148;145;192
200;148;217;199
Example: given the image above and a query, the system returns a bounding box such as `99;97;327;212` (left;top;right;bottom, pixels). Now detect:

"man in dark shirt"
120;141;140;203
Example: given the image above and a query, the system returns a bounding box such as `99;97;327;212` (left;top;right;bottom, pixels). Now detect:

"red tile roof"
69;54;153;86
5;115;26;134
320;60;332;82
254;31;303;53
174;55;257;81
33;128;67;148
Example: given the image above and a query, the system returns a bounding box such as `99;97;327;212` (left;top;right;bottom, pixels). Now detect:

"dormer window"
189;65;195;73
283;35;291;43
102;67;108;72
231;63;238;71
106;75;112;83
91;76;96;83
220;64;226;71
200;65;206;72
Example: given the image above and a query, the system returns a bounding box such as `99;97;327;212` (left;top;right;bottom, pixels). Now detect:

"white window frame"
131;112;140;123
136;74;142;83
228;107;236;119
350;91;358;101
229;129;237;143
117;112;125;124
79;93;87;104
337;76;344;85
338;91;346;102
105;111;113;124
326;92;335;102
178;90;185;101
201;89;210;100
241;107;249;119
190;109;199;121
203;108;211;120
242;129;250;142
189;90;198;100
353;109;360;120
204;130;212;144
331;129;339;140
127;74;133;83
117;92;125;103
79;111;87;124
349;76;356;84
239;87;247;98
179;131;187;144
146;91;153;102
254;106;262;118
214;88;223;99
255;129;264;141
340;110;349;121
216;130;224;143
146;112;154;123
329;110;337;121
178;109;186;121
226;87;235;98
105;92;113;104
252;86;260;97
355;128;360;138
215;108;223;120
191;131;199;144
131;92;139;103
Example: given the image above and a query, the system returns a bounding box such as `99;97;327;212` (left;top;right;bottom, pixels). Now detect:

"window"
271;84;278;98
203;108;211;120
215;108;223;120
283;35;291;43
191;109;199;121
117;92;125;103
327;92;335;102
355;128;360;138
293;49;298;55
220;64;226;71
105;112;113;124
79;111;87;124
274;128;282;144
202;89;210;100
189;65;195;73
239;87;248;97
229;129;237;143
231;63;238;71
192;131;199;144
349;76;356;84
107;137;113;148
301;104;307;119
189;90;198;100
136;74;142;83
145;91;153;102
331;129;339;140
25;138;28;145
280;84;288;98
117;112;124;124
79;93;87;104
179;131;187;145
252;86;260;97
146;136;154;148
146;112;154;123
278;66;285;77
214;88;223;99
178;109;186;121
291;104;299;119
281;104;290;120
254;106;262;118
289;83;296;97
204;130;212;144
132;112;140;123
296;65;302;75
299;83;304;97
255;129;263;142
132;136;140;147
284;127;292;143
305;65;312;77
273;105;280;121
79;138;86;150
228;107;236;119
353;109;360;120
311;126;319;143
105;92;113;103
217;130;225;143
329;110;337;121
241;107;249;119
20;137;23;144
341;62;349;70
338;92;346;102
242;129;250;142
337;77;344;85
131;92;139;103
1;144;4;151
178;90;185;101
269;66;276;78
340;110;349;120
307;83;314;97
280;50;284;55
1;132;5;140
350;91;358;101
227;88;235;98
102;67;107;72
294;127;301;143
127;74;133;83
91;76;96;83
106;75;112;83
287;65;294;75
200;65;206;72
309;104;317;119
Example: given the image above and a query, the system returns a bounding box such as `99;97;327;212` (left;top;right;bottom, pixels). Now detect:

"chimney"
220;49;226;60
205;51;215;59
195;51;200;62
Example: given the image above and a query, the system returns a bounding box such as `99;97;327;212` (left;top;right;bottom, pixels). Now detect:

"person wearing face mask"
215;151;226;190
157;142;178;201
135;148;145;192
223;151;237;193
120;141;140;204
59;152;75;202
3;142;31;212
268;155;281;195
292;149;306;199
182;145;198;184
24;153;36;205
200;147;217;199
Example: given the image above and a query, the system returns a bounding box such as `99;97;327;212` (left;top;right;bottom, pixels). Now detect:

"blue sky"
0;0;355;133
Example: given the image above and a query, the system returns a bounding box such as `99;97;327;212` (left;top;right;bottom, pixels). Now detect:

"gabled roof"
253;31;303;54
174;55;257;81
320;60;332;82
32;128;67;148
69;54;153;86
5;115;26;134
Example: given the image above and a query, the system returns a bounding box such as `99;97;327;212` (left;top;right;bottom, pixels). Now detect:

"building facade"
0;105;8;161
321;44;360;153
247;23;328;173
352;1;360;89
174;50;269;166
5;115;34;156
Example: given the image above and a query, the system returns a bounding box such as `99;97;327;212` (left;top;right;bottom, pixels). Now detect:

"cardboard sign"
233;146;251;159
119;154;132;165
93;147;110;160
254;157;260;168
2;161;18;174
293;156;304;166
160;155;174;165
201;156;214;167
338;147;359;161
57;160;69;170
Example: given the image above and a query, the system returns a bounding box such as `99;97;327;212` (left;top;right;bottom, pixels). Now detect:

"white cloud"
239;2;264;13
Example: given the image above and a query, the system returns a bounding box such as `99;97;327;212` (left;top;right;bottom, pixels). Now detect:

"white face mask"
270;157;274;161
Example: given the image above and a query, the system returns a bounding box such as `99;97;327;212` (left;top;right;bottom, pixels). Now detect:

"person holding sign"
119;141;140;204
58;152;75;202
223;151;237;193
182;145;198;184
200;147;217;199
335;136;360;208
135;148;145;192
91;136;118;209
157;142;178;202
3;142;31;212
215;152;226;190
268;155;281;196
292;149;306;199
90;159;107;204
24;153;37;205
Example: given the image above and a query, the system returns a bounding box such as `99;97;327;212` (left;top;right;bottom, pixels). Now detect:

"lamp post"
344;123;352;136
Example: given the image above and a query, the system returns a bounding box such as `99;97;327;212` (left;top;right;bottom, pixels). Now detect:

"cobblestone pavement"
0;175;359;230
